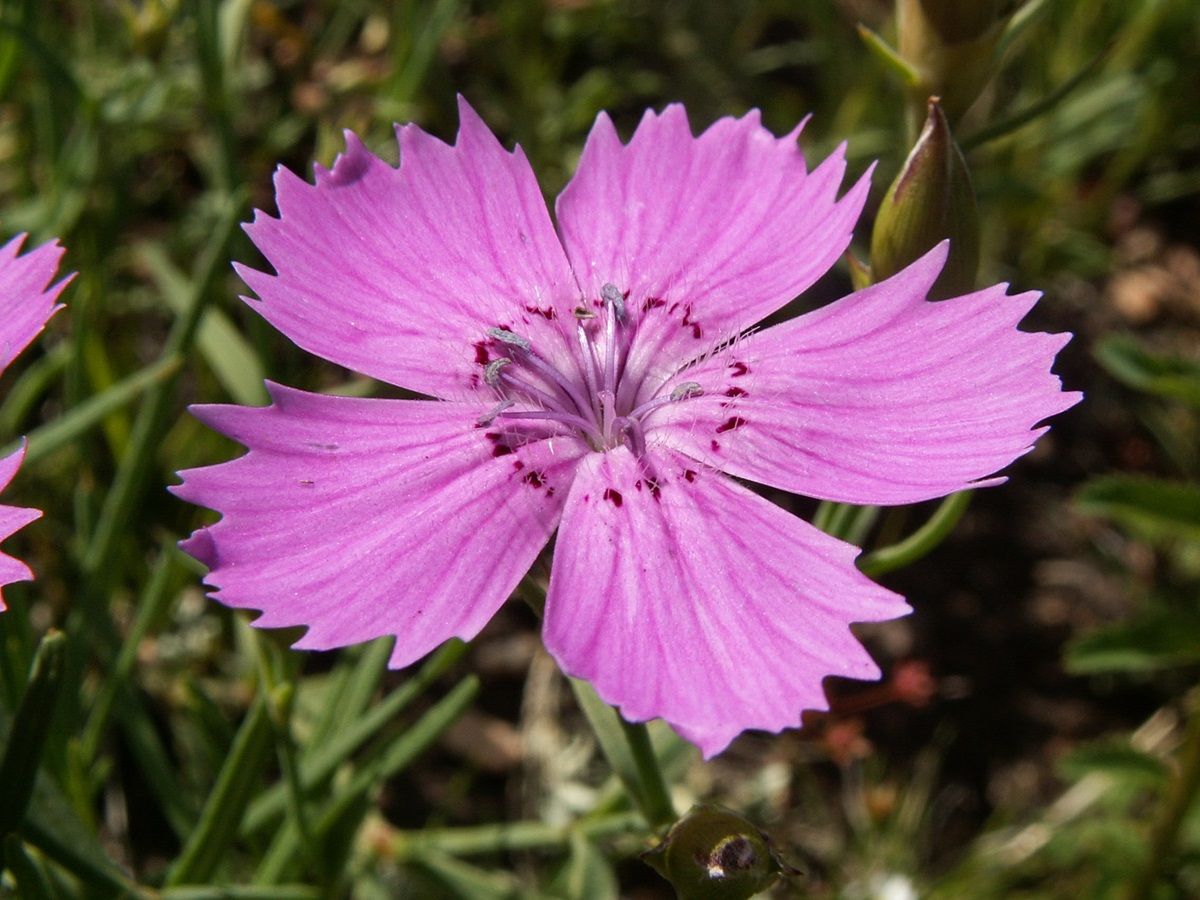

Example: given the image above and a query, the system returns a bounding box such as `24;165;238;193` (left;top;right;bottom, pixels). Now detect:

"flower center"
475;283;704;454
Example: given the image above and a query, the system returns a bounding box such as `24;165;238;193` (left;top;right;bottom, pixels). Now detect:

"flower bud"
897;0;1005;122
870;98;979;300
643;804;794;900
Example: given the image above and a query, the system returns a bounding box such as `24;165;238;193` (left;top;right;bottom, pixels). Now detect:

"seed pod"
643;804;796;900
870;98;979;300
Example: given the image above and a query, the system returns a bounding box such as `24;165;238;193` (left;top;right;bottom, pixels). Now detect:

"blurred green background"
1;0;1199;897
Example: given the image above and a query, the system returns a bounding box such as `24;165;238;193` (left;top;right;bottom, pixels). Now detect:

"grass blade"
0;631;67;837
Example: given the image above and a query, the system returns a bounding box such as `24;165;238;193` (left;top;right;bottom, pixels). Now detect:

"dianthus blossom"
175;100;1078;756
0;234;69;609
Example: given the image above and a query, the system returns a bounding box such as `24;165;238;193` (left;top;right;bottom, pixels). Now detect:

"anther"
487;327;531;351
601;282;626;321
574;306;596;321
670;381;703;402
476;399;514;426
484;358;512;387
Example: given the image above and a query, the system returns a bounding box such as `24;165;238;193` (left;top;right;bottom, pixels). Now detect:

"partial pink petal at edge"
0;233;71;373
0;445;42;610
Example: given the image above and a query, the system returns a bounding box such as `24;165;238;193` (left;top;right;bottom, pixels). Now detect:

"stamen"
515;346;593;418
576;323;603;412
574;305;596;321
484;358;512;387
498;371;562;411
601;282;626;322
487;327;531;352
477;399;514;426
627;383;706;422
670;381;703;402
498;408;604;448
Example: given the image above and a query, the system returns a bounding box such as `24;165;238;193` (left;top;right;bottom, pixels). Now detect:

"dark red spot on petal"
492;444;513;457
523;471;545;488
684;469;697;483
602;487;623;508
711;439;721;451
512;460;525;471
634;479;642;491
474;341;490;365
647;478;662;501
729;361;749;377
724;386;748;398
525;304;557;320
642;296;666;311
691;324;702;339
716;416;747;434
546;486;555;497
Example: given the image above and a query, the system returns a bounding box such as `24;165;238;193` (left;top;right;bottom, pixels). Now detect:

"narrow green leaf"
1095;334;1200;407
162;888;319;900
411;849;526;900
137;242;268;407
1059;739;1168;784
166;695;273;886
4;836;58;900
0;343;68;438
0;631;67;836
81;548;178;761
242;638;466;836
569;679;644;814
392;812;644;859
855;24;921;87
255;676;479;884
1066;606;1200;674
312;637;392;749
961;43;1110;150
10;355;183;466
1076;476;1200;542
553;832;620;900
21;811;134;897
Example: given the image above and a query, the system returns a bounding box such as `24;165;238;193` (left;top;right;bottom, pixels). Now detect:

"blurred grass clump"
0;0;1199;897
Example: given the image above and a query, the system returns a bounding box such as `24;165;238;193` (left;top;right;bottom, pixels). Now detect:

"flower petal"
238;97;581;399
555;105;870;376
543;446;907;758
0;234;70;372
653;244;1082;505
174;384;582;667
0;445;41;610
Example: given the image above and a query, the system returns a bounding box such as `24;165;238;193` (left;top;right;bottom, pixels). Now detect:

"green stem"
858;491;972;577
619;719;676;828
569;679;675;829
1126;694;1200;900
252;638;324;887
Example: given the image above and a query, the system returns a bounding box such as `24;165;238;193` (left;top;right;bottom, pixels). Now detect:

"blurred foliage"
0;0;1195;897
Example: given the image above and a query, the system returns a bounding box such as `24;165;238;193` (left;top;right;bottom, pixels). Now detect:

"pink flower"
174;100;1078;757
0;234;70;609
